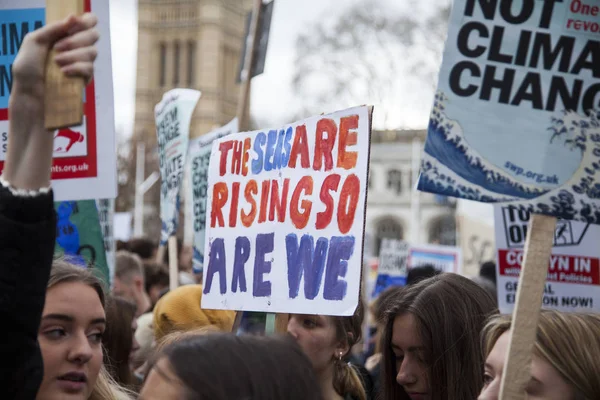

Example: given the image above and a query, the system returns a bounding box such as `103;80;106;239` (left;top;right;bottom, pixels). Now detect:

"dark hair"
371;286;403;324
329;301;367;400
382;273;498;400
406;264;441;286
143;261;169;295
480;261;497;285
151;333;323;400
128;237;157;260
102;295;137;390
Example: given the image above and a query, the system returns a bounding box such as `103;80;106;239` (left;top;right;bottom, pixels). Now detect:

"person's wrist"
9;81;45;110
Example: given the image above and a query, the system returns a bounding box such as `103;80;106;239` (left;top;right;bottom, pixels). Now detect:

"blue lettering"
323;236;355;300
251;132;266;174
253;233;274;297
264;130;277;171
273;129;286;169
281;127;293;168
203;238;227;295
232;236;250;293
286;234;328;300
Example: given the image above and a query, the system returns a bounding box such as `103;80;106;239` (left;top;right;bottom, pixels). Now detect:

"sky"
108;0;436;139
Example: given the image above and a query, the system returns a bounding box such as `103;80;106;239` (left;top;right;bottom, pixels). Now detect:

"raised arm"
0;14;98;399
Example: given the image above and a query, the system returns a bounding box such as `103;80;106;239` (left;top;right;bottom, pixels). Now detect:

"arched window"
375;218;403;255
428;215;456;246
387;169;402;195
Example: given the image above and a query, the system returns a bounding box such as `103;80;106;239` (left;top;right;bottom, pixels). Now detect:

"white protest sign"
0;0;116;201
494;206;600;313
416;0;600;224
202;106;372;315
408;244;462;274
155;89;201;244
372;239;409;297
188;118;238;273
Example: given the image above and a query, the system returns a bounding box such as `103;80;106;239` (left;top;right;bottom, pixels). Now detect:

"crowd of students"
2;12;600;400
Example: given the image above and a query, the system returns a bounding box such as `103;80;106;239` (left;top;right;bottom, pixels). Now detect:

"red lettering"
242;138;251;176
567;18;574;28
337;115;358;170
290;176;313;229
269;179;290;222
574;19;582;29
241;180;257;227
337;174;360;234
231;140;243;175
316;174;340;230
571;0;581;13
314;118;336;171
289;125;310;168
218;141;234;176
229;182;240;227
258;180;270;223
210;182;228;227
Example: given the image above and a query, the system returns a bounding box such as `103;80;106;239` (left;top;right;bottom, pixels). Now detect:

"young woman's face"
37;282;105;400
287;314;346;372
139;358;187;400
479;331;575;400
391;313;430;400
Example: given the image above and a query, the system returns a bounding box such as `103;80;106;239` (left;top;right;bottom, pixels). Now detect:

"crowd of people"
2;11;600;400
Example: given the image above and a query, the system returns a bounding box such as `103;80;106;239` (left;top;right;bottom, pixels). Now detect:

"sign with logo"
408;244;462;274
495;206;600;313
372;239;409;297
0;0;116;201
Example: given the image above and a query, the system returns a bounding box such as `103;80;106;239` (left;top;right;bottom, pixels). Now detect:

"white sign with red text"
494;206;600;313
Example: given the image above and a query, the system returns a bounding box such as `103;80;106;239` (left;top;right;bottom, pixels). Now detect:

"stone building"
365;129;457;259
133;0;252;144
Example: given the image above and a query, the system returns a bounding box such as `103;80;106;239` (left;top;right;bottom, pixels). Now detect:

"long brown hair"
381;273;498;400
483;311;600;399
46;259;134;400
103;296;137;389
330;301;367;400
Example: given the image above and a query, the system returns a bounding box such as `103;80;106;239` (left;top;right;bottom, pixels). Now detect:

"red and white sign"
495;206;600;313
0;0;116;201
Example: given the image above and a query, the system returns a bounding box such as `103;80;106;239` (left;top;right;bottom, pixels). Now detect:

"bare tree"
292;0;450;129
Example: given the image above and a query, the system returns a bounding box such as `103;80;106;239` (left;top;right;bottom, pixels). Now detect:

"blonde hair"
47;259;135;400
483;310;600;400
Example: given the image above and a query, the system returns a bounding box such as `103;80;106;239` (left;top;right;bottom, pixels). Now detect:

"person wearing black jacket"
0;13;99;399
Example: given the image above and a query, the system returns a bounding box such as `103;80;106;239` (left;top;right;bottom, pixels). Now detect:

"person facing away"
139;333;324;400
287;301;370;400
0;11;101;399
480;310;600;400
113;251;152;317
381;273;498;400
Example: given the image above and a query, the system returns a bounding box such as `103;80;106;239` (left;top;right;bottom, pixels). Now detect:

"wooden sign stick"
499;213;557;400
167;236;179;291
45;0;85;130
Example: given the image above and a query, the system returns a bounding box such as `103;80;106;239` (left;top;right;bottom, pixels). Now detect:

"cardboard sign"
408;244;462;274
416;0;600;223
202;106;372;315
155;89;201;244
55;200;109;285
372;239;409;297
0;0;116;201
495;206;600;313
188;118;238;274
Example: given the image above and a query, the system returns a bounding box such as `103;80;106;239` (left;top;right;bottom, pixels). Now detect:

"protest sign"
155;89;201;244
495;206;600;313
408;244;462;274
0;0;116;201
372;239;409;298
416;0;600;224
55;200;110;285
202;106;372;315
188;118;238;274
97;199;115;285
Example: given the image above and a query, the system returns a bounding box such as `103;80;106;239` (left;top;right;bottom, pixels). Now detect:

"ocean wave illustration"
418;91;600;223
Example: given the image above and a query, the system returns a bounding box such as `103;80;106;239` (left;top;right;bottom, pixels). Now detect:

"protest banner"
188;118;238;274
0;0;117;201
372;239;409;298
495;206;600;313
416;1;599;397
408;243;462;274
97;199;115;286
55;200;110;285
202;106;372;316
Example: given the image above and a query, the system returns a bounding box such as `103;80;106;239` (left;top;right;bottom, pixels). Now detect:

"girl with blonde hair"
479;310;600;400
